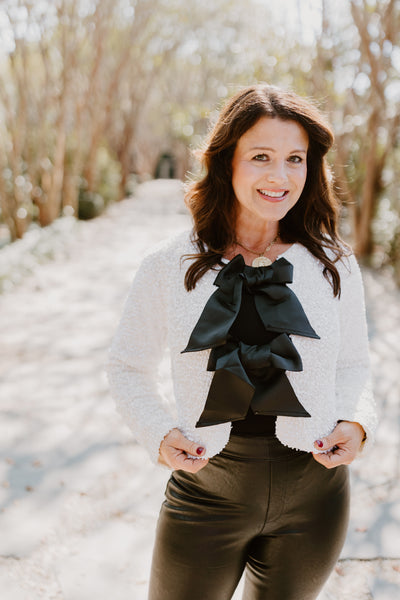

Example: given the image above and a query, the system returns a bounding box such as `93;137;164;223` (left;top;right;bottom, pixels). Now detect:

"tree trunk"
41;127;67;226
354;157;381;257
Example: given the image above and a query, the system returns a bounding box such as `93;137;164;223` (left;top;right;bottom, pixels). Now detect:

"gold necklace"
235;233;279;267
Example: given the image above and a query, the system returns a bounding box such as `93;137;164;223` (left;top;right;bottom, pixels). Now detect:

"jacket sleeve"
335;253;378;453
107;252;176;465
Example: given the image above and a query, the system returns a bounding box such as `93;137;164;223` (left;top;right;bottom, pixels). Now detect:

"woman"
108;84;377;600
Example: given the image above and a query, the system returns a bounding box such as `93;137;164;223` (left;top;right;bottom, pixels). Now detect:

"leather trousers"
148;433;350;600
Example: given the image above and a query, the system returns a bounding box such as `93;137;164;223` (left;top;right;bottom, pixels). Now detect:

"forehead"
237;116;309;150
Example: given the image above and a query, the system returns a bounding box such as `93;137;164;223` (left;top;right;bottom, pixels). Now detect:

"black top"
229;286;289;435
182;255;319;432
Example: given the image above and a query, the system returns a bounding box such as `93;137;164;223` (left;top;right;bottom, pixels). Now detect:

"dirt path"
0;179;399;599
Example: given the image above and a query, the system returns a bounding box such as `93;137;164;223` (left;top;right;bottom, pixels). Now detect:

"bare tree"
348;0;400;256
310;0;400;256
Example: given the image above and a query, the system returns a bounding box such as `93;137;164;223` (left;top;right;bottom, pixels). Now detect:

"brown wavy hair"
184;84;348;296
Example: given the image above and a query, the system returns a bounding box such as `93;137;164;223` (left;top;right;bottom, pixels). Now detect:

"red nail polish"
316;440;324;448
196;447;205;455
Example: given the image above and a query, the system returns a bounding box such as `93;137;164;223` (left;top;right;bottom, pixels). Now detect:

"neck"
235;216;279;251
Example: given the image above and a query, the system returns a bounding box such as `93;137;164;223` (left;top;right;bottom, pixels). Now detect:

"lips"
257;189;289;201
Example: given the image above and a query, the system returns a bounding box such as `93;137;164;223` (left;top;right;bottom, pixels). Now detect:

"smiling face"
231;116;309;230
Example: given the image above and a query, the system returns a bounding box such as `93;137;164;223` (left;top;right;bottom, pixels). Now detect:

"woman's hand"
158;428;209;473
312;420;365;469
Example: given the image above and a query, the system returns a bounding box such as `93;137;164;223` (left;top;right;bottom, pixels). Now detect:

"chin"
255;205;293;223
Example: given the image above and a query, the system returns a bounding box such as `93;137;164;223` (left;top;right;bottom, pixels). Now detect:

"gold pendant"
252;256;272;268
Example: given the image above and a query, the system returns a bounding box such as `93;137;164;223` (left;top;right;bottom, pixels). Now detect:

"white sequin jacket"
107;231;377;465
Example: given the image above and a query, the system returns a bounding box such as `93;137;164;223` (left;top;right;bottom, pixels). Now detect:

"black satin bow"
182;255;319;427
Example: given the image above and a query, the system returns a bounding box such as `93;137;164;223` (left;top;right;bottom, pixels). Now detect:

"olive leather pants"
148;434;350;600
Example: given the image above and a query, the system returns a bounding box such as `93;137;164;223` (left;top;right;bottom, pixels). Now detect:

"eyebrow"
249;146;308;153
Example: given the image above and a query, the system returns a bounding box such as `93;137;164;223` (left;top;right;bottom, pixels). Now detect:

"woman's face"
231;116;309;227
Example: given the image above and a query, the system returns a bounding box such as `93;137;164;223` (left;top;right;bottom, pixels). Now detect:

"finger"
312;446;353;469
161;443;209;472
314;421;365;454
312;451;343;469
167;429;206;458
172;452;209;473
314;434;342;453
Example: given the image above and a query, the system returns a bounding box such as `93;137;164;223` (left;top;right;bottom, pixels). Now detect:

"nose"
266;161;287;184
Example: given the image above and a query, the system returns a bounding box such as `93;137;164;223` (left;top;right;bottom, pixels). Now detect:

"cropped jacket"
107;231;377;465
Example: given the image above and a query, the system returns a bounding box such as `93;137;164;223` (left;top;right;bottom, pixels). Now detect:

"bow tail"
251;372;311;417
195;369;254;428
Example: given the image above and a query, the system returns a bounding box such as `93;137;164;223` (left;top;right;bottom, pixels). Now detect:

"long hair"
184;84;348;296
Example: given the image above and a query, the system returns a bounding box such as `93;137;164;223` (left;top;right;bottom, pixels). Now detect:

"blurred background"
0;0;399;281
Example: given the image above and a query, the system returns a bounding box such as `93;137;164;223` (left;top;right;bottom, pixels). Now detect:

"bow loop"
215;255;293;292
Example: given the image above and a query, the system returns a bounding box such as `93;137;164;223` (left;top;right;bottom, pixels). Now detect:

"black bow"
182;255;318;427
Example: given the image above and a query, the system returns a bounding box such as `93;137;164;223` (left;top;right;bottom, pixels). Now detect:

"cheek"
293;166;307;191
232;162;259;187
232;164;249;193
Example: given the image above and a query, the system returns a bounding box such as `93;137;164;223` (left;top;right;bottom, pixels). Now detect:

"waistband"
222;432;308;461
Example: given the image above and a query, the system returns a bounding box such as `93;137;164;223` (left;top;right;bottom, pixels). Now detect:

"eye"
252;153;269;162
288;155;304;164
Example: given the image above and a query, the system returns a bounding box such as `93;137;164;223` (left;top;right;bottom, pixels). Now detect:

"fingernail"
196;447;205;455
315;440;324;448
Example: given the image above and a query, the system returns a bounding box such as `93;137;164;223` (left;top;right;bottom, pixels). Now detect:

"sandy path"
0;179;399;599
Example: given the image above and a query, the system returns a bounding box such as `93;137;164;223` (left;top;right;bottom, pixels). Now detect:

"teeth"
259;189;287;198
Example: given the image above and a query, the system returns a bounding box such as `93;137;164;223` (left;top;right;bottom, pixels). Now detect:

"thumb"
172;429;206;457
314;432;338;452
